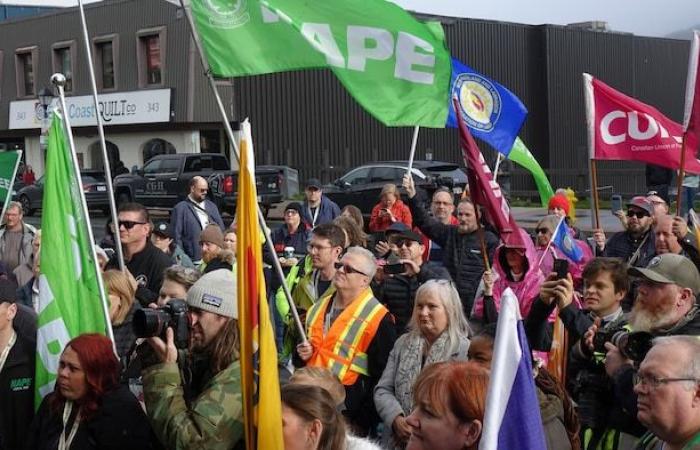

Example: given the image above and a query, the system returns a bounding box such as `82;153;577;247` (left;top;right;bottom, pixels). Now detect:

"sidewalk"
269;201;625;234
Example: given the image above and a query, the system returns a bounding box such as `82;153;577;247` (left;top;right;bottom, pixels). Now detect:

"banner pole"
676;134;688;216
76;0;125;271
52;73;116;348
407;125;420;174
493;153;503;182
179;0;306;343
589;159;601;229
0;150;23;226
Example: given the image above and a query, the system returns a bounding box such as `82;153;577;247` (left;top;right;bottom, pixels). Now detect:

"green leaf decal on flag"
191;0;452;127
35;113;108;406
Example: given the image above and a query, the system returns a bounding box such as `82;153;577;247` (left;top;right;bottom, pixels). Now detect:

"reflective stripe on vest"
306;287;387;385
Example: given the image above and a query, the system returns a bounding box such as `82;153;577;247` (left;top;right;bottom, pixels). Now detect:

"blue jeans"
681;186;698;218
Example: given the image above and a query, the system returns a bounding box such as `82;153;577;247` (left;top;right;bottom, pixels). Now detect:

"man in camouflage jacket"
142;269;244;450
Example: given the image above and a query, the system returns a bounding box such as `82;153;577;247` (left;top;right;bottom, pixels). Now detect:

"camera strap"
59;401;81;450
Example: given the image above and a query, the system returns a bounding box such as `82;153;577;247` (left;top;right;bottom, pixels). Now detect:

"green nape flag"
191;0;452;127
35;113;108;406
0;151;21;208
508;137;555;207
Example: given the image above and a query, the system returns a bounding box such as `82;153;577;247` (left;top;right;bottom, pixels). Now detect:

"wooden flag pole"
676;134;688;216
589;159;601;229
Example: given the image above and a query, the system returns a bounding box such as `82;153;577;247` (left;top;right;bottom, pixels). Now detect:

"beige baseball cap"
628;254;700;294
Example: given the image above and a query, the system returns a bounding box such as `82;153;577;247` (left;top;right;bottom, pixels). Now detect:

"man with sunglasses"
633;336;700;450
297;246;396;437
107;203;174;306
593;196;656;268
171;176;225;265
374;228;450;335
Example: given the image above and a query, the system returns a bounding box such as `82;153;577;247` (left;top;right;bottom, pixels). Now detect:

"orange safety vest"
306;287;388;385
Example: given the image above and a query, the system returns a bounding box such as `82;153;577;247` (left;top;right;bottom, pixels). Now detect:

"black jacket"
0;332;35;450
600;230;655;268
107;242;174;306
374;261;451;335
113;302;139;359
25;385;155;450
408;196;498;317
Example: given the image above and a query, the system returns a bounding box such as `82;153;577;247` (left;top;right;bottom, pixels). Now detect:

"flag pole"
493;153;503;182
407;125;420;174
583;74;600;230
52;73;116;347
676;134;688;216
76;0;125;271
536;216;564;268
0;150;23;226
178;0;307;343
589;159;601;229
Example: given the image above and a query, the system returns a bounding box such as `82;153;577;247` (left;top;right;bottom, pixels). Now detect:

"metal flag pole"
76;0;125;271
406;125;420;174
52;73;116;348
179;0;307;343
493;153;503;182
0;150;23;226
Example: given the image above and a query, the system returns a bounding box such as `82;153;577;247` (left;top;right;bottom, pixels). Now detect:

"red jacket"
368;199;412;232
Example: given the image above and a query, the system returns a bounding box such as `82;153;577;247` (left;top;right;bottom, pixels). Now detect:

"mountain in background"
666;26;698;40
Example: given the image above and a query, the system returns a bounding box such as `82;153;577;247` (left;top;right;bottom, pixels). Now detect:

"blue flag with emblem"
446;58;528;155
551;218;584;262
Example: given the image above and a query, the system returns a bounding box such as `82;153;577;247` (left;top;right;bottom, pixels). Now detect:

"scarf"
394;331;453;415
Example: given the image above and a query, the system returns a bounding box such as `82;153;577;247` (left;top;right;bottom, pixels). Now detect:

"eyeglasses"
535;228;551;235
627;210;649;219
632;372;699;389
119;220;147;230
307;243;333;253
284;210;299;215
334;261;368;277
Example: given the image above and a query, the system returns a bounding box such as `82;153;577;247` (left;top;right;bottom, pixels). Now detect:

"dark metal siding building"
236;17;690;199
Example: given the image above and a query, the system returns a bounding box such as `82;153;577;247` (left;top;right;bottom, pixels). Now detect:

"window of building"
15;47;38;98
52;42;76;92
142;138;176;163
137;27;166;88
93;36;118;91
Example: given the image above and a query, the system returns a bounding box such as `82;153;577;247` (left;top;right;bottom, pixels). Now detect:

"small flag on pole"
551;217;584;262
480;288;547;450
0;150;22;218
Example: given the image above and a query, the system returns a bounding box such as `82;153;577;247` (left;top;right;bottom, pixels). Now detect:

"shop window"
142;138;176;164
15;46;38;98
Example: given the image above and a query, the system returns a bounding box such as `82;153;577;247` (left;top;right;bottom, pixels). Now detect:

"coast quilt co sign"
9;89;171;130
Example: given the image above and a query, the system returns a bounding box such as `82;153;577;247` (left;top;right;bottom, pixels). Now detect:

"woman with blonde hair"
102;269;139;358
368;184;412;232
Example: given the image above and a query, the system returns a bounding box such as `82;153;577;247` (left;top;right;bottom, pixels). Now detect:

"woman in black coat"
25;334;155;450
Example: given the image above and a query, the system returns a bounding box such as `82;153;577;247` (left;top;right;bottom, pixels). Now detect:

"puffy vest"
306;287;388;385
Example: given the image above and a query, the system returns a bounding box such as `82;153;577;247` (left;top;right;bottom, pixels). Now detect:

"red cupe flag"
583;73;700;173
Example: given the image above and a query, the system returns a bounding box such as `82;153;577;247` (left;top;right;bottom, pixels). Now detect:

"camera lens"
133;308;170;338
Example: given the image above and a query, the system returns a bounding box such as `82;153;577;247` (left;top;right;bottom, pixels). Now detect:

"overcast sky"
393;0;699;38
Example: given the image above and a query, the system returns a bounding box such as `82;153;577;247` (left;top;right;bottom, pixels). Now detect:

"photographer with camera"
373;227;450;335
139;269;244;450
525;257;643;450
586;254;700;445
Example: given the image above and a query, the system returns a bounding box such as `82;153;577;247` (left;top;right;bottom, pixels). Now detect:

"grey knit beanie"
186;269;237;319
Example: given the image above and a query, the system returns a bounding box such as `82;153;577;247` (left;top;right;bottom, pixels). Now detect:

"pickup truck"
113;153;230;209
208;165;299;217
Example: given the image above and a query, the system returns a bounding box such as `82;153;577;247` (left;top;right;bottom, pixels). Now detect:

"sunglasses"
334;261;368;277
390;239;417;248
535;228;550;235
627;210;649;219
119;220;147;230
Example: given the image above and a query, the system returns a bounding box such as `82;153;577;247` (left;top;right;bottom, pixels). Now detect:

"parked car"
208;165;299;217
17;170;110;216
322;161;467;216
113;153;230;209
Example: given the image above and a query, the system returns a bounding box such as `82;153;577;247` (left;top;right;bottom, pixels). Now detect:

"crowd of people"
1;170;700;450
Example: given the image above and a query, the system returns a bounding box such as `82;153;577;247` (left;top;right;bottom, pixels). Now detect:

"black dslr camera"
133;299;190;349
593;328;654;363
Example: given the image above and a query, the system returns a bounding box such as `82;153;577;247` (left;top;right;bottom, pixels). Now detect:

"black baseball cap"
306;178;322;190
153;221;173;239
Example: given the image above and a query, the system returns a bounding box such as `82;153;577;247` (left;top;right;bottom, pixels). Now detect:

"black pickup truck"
208;165;299;217
113;153;230;209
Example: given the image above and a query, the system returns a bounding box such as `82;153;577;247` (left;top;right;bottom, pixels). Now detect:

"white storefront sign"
9;89;171;129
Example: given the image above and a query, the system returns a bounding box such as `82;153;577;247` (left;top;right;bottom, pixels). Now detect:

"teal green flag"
191;0;451;127
508;137;554;207
0;150;21;211
35;113;108;405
